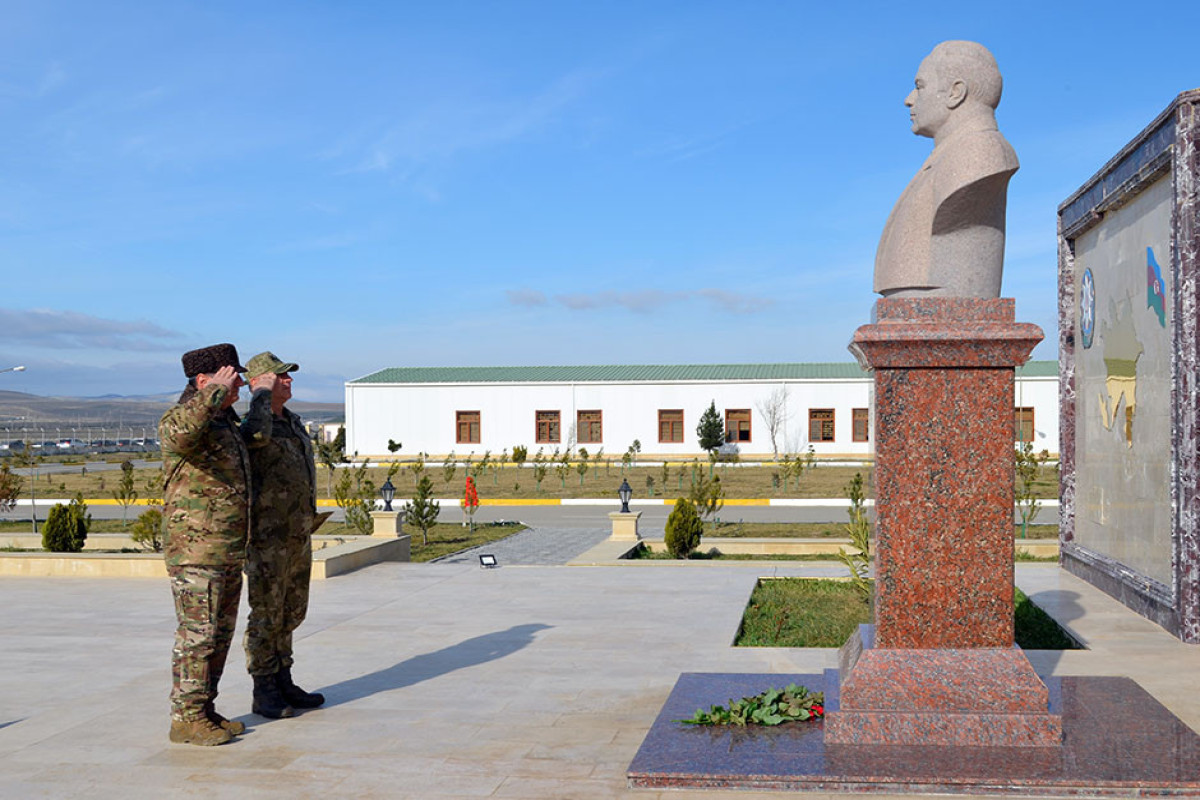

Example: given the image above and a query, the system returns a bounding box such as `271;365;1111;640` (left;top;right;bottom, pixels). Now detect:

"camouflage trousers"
168;564;243;721
244;528;312;676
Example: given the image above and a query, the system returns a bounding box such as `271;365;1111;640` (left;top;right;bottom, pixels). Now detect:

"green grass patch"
404;522;525;563
706;521;843;538
1015;586;1081;649
737;579;871;647
736;579;1080;649
312;519;525;563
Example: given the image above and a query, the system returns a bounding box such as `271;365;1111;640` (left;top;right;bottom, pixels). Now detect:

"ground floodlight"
479;554;498;568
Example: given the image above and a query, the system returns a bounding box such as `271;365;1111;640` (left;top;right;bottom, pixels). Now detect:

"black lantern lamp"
618;479;632;513
380;478;396;512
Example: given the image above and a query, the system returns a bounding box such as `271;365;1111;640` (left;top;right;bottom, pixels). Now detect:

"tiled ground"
0;560;1196;799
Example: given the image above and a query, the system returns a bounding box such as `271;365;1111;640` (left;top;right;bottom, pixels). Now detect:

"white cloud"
0;308;184;351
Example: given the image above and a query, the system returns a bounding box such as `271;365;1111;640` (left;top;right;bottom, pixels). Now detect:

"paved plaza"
1;532;1198;799
435;527;612;566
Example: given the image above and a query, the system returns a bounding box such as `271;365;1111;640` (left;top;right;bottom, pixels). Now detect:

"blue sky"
1;1;1197;402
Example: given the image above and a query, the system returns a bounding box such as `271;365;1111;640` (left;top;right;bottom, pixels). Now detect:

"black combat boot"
251;674;295;719
277;666;325;709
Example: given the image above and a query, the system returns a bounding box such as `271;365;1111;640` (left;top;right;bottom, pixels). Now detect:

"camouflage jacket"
248;407;318;540
159;384;273;567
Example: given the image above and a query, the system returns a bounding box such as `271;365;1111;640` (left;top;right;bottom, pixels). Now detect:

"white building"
344;362;1059;460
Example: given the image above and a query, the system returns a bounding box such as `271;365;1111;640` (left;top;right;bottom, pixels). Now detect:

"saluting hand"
249;372;278;392
209;365;241;391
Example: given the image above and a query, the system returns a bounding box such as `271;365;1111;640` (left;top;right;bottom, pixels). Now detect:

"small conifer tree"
664;498;703;559
404;474;440;546
131;508;164;552
42;501;87;553
696;401;724;463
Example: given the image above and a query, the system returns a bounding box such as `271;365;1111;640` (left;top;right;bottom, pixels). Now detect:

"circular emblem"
1080;268;1095;349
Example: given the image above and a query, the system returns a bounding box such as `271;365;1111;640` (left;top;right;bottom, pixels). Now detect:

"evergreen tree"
696;401;725;458
42;497;88;553
664;498;703;559
404;474;441;546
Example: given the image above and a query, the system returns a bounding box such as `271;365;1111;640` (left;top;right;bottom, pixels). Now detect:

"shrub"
665;498;703;559
130;508;164;552
113;458;138;527
837;472;871;598
42;502;87;553
404;474;440;546
689;471;724;526
334;459;376;535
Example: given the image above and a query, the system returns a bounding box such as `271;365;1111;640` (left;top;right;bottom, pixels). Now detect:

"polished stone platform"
628;672;1200;796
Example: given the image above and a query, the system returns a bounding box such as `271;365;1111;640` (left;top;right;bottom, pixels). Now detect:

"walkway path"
1;563;1197;798
434;526;612;565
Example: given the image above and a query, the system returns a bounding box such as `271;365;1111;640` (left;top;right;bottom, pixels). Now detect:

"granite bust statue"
874;40;1019;298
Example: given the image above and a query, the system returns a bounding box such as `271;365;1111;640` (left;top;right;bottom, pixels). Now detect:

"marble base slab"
826;624;1063;747
627;673;1200;796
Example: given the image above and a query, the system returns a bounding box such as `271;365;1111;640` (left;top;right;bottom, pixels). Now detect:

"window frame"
658;409;684;443
1015;406;1035;443
725;408;752;443
456;410;480;444
852;408;870;443
577;409;603;444
809;408;835;443
535;410;561;444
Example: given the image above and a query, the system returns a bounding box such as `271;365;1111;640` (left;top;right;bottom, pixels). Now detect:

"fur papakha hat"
181;343;247;378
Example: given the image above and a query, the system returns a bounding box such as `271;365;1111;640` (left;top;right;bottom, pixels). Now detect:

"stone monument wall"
1057;88;1200;642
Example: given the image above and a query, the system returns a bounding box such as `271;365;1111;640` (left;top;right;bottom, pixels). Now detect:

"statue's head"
905;40;1003;139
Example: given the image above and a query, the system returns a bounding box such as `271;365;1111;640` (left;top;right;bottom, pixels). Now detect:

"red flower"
812;704;824;716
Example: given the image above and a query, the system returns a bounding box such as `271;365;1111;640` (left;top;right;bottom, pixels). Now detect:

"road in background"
1;499;1058;531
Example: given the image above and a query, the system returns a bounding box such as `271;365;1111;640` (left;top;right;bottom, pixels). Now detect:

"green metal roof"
351;361;1058;385
1015;360;1060;377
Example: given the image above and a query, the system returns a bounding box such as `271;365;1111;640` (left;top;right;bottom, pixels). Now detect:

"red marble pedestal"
823;297;1061;747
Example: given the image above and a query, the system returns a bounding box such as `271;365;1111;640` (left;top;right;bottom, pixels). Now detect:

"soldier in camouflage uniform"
160;343;275;746
243;352;326;719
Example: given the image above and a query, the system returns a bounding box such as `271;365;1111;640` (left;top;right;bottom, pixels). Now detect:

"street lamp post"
609;479;641;542
618;479;632;513
380;478;396;512
0;365;26;376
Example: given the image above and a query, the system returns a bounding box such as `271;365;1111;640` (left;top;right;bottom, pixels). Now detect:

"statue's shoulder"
932;129;1018;205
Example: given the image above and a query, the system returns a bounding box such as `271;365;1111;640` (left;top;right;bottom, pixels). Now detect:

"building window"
658;409;684;443
809;409;835;442
852;408;869;443
536;410;560;444
577;410;602;443
725;409;751;443
1015;407;1034;442
456;411;480;444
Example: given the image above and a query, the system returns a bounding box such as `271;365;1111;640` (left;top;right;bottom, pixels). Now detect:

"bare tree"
756;386;790;461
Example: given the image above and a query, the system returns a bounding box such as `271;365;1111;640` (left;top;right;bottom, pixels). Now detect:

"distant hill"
0;389;343;430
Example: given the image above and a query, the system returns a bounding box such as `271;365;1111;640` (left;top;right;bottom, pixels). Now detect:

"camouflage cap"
245;351;299;379
181;343;246;378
